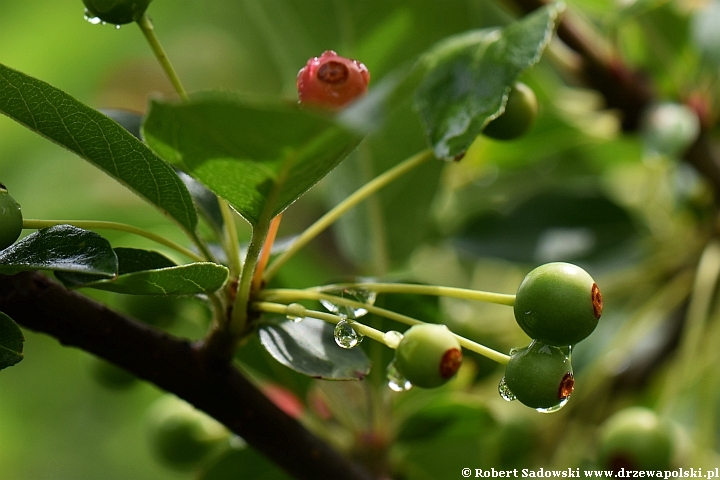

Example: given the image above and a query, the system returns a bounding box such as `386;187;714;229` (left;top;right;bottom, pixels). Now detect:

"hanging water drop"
285;303;306;323
383;330;403;349
498;376;517;401
334;318;363;349
386;360;412;392
84;12;102;24
319;287;377;319
115;24;122;29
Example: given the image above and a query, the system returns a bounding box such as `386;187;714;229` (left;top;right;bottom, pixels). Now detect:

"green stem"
219;199;242;278
137;12;188;100
23;219;205;263
310;283;515;306
263;149;434;283
256;289;510;364
252;301;391;347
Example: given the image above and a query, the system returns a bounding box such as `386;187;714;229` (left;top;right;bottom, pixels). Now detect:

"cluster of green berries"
82;0;153;25
505;262;602;410
0;185;22;251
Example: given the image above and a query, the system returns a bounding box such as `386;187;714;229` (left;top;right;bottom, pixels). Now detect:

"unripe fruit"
146;396;229;470
297;51;370;110
514;262;602;346
503;340;573;410
83;0;153;25
394;324;462;389
482;82;538;140
0;185;23;251
598;407;674;471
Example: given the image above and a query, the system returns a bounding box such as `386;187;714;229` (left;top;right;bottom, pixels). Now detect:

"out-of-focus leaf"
414;4;560;160
100;109;143;140
143;94;362;226
258;316;370;380
0;225;117;276
199;447;292;480
0;64;198;233
691;0;720;66
0;312;23;370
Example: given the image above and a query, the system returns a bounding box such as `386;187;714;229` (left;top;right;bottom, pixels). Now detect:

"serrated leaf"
414;4;560;160
58;247;228;295
200;447;292;480
0;225;117;276
0;312;23;370
143;94;362;226
0;64;198;233
258;316;370;380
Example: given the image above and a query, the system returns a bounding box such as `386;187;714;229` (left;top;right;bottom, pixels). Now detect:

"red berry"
297;51;370;110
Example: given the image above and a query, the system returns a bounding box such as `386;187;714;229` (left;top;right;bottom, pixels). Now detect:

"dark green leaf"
414;4;560;160
0;312;23;370
143;93;362;226
176;171;224;234
0;64;198;233
258;316;370;380
0;225;117;276
57;248;228;295
396;398;495;443
199;447;292;480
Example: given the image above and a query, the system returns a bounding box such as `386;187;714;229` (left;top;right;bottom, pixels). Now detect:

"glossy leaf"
200;447;292;480
58;247;228;295
0;64;198;233
0;225;117;276
414;4;560;160
258;316;370;380
143;94;362;226
0;312;23;370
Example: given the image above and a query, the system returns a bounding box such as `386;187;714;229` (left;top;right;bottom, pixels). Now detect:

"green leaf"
143;93;362;226
414;4;560;160
0;64;198;233
0;225;117;276
258;316;371;380
199;447;292;480
57;248;228;295
0;312;24;370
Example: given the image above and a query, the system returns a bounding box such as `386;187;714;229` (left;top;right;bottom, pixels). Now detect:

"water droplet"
285;303;306;323
498;376;516;401
84;11;102;24
319;287;377;319
115;24;122;30
383;330;403;349
386;361;412;392
334;318;363;349
535;397;570;413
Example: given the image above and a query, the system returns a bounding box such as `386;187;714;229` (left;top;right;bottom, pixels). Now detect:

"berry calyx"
393;324;462;389
83;0;153;25
598;407;674;471
503;340;573;411
296;51;370;110
482;82;538;140
514;262;602;346
0;185;23;251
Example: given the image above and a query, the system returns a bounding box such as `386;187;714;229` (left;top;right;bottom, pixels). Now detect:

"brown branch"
0;271;375;480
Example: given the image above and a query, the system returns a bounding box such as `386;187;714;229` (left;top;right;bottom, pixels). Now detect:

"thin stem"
137;12;188;100
311;283;515;306
23;219;205;263
256;289;510;364
252;214;283;291
219;200;242;278
263;149;434;283
252;301;391;347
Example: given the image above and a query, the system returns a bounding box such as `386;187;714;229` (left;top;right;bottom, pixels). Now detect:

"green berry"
598;407;674;471
394;324;462;389
0;185;23;251
146;395;228;470
482;82;538;140
503;340;573;411
83;0;153;25
514;262;602;346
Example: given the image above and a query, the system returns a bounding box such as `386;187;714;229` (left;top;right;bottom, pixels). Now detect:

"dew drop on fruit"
320;287;377;319
84;12;102;24
498;377;517;402
115;24;122;30
285;303;306;323
334;318;363;349
383;330;403;349
386;361;413;392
